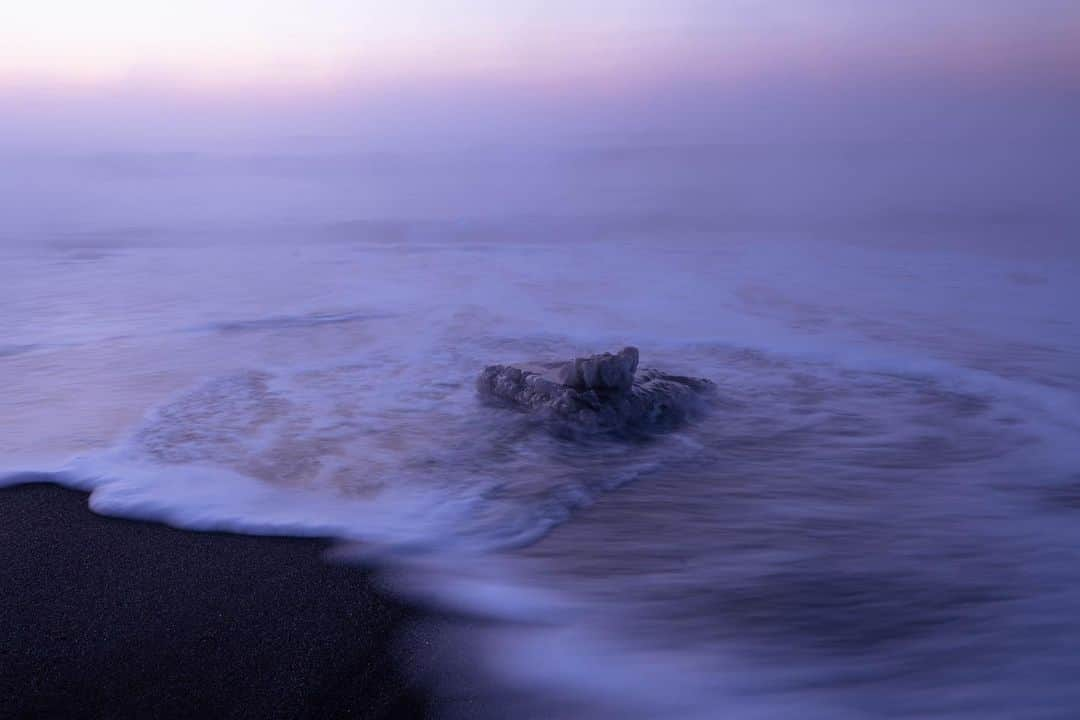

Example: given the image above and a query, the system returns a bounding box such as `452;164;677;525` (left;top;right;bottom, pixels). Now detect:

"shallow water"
3;144;1080;717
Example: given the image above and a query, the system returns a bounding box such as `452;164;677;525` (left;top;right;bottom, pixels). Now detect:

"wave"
4;232;1080;718
0;344;37;358
195;310;397;334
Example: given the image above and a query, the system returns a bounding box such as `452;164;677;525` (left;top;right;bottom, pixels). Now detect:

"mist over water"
3;92;1080;718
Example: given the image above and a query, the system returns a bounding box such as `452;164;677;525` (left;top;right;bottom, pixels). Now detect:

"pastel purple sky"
5;1;1078;90
2;1;1078;149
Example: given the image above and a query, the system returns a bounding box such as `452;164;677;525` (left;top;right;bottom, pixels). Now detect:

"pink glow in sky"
2;1;1078;151
3;0;1079;92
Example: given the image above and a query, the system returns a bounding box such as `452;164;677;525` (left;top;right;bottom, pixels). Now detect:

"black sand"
0;482;437;719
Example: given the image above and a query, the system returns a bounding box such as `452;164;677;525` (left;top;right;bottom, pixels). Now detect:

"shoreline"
0;483;438;719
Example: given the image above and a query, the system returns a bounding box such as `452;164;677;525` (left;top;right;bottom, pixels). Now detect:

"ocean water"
3;143;1080;718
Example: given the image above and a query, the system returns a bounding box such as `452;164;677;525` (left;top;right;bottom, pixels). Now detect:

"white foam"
1;456;477;549
4;207;1080;718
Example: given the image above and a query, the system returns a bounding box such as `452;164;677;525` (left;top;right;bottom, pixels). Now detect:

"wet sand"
0;482;437;719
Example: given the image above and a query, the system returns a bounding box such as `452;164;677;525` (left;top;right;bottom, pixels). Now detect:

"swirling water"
2;145;1080;717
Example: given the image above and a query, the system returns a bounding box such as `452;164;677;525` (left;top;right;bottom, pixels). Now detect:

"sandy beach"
0;482;436;719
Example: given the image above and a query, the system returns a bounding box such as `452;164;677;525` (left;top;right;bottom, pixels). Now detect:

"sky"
4;1;1078;89
1;1;1078;149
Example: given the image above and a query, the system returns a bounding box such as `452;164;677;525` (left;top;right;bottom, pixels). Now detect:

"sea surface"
3;142;1080;718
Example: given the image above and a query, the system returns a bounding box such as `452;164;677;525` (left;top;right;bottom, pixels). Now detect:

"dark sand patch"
0;484;437;720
